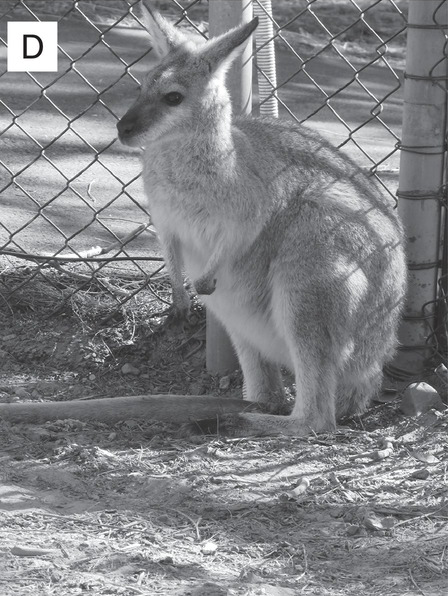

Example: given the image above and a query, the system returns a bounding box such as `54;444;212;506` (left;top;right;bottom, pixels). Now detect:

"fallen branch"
0;394;256;426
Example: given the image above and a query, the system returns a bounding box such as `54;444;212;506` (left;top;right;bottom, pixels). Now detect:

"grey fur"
117;4;407;436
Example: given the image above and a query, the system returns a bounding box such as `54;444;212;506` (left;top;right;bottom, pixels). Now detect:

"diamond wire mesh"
0;1;425;331
251;0;407;197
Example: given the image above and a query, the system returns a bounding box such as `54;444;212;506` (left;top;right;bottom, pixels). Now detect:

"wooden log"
0;394;256;425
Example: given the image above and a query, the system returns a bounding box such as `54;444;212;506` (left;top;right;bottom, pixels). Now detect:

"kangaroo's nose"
117;110;138;139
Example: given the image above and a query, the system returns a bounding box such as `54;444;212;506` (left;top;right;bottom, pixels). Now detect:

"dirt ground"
0;281;447;596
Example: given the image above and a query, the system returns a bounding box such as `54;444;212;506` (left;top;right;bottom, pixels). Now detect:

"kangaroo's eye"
163;92;184;106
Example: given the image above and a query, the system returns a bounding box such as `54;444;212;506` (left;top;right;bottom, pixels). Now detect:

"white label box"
7;21;58;72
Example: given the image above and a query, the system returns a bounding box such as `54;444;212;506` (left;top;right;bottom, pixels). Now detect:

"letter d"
23;34;43;59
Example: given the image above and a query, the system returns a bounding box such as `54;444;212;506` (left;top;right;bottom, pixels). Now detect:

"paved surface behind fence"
0;17;403;263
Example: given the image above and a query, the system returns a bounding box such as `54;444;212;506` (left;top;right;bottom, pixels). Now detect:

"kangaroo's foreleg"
160;233;191;320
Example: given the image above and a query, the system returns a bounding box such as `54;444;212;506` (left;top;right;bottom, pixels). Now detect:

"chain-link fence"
0;1;446;372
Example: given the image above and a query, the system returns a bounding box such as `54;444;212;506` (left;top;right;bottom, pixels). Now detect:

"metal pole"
253;0;278;117
206;0;253;373
396;0;447;376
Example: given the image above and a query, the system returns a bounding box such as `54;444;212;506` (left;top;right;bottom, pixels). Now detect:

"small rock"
14;387;30;399
37;381;60;395
379;436;395;449
88;374;96;381
289;477;310;497
219;375;230;390
411;450;439;465
372;447;393;460
189;382;206;395
3;334;16;341
411;468;430;480
121;363;140;376
400;382;445;417
363;514;384;531
201;541;218;555
209;476;223;484
30;390;41;400
157;555;174;565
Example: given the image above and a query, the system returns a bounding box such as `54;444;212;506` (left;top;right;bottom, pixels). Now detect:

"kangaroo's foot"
194;275;217;296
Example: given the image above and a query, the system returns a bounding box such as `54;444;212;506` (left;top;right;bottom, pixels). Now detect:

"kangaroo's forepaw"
194;276;217;296
166;287;191;325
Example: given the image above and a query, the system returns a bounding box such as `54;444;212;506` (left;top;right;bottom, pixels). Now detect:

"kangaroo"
117;1;407;437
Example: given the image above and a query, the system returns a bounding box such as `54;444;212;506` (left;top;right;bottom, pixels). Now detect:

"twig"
184;341;205;360
10;546;58;557
167;508;202;541
296;543;308;581
408;568;427;596
393;507;447;528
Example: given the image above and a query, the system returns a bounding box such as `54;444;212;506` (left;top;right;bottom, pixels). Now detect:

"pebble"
400;382;445;417
411;468;430;480
14;387;30;399
2;334;16;341
121;363;140;376
219;375;230;390
190;382;206;395
201;541;218;555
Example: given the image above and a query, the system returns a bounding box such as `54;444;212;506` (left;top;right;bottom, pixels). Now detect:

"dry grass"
0;408;447;595
0;271;447;596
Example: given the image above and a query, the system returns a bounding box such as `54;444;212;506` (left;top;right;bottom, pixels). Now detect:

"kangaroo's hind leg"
211;348;338;437
197;293;339;437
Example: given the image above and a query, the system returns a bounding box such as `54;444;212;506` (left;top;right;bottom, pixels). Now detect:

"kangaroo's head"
117;1;258;147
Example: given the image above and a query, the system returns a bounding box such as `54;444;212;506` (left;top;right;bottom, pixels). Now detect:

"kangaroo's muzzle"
117;106;141;145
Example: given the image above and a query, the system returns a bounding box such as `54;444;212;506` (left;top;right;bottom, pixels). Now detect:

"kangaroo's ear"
201;17;258;77
140;1;187;59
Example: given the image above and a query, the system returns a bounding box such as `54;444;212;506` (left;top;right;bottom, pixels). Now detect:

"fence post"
206;0;253;374
396;0;447;376
253;0;278;117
